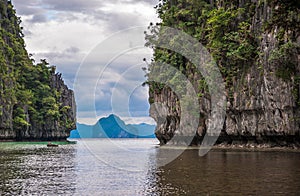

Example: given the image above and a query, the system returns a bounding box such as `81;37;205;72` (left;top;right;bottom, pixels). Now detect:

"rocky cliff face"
148;0;300;146
0;0;76;141
18;73;77;141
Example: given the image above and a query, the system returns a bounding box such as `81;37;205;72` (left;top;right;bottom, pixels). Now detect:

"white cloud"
11;0;159;125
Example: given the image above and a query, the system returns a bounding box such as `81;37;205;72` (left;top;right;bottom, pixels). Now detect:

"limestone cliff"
147;0;300;146
0;0;76;141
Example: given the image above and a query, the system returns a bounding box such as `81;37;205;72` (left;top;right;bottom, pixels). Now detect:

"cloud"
11;0;159;124
41;0;102;12
37;46;81;60
14;0;159;27
29;13;48;23
107;12;144;32
12;0;43;15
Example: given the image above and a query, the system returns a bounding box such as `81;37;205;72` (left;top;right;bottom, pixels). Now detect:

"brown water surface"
0;139;299;195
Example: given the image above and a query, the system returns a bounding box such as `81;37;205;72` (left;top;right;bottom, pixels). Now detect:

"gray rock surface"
150;0;300;146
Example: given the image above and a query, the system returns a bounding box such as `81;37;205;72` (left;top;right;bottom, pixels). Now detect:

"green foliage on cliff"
0;0;75;134
146;0;299;104
146;1;256;88
269;41;300;81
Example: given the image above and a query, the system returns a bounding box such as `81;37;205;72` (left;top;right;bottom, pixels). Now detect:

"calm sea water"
0;139;299;195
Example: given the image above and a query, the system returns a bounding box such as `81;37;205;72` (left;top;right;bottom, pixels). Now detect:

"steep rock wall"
148;0;300;146
0;0;76;141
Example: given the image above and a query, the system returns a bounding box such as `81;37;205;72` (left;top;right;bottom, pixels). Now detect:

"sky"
11;0;159;125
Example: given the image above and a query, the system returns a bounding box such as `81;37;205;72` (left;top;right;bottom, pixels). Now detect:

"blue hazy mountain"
69;114;156;138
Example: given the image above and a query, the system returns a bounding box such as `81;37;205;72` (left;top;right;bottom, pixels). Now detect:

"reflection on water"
74;139;157;195
0;140;300;195
0;143;76;195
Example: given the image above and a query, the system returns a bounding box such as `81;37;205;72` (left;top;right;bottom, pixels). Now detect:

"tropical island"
70;114;155;139
0;1;299;195
0;0;76;141
0;0;299;148
145;0;300;147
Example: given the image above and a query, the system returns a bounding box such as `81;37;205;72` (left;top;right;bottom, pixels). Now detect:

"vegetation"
0;0;74;133
145;0;299;105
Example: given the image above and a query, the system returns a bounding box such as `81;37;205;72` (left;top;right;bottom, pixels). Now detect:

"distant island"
70;114;155;139
0;1;76;141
